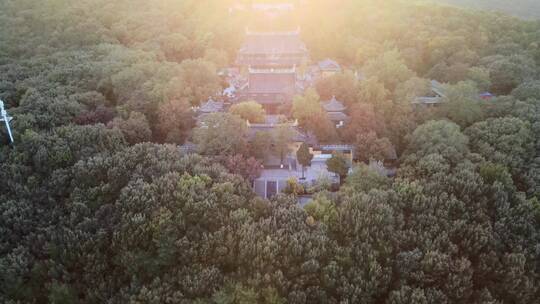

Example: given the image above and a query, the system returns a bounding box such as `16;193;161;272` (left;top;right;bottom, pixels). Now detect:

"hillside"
435;0;540;19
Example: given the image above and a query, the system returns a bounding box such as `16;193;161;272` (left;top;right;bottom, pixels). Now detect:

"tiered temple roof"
322;96;349;123
323;96;347;112
235;26;309;111
327;112;349;122
237;29;308;67
248;68;296;94
238;67;297;105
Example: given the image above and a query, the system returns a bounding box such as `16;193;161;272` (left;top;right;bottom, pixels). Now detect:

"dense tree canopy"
1;0;539;303
193;113;248;156
229;101;266;123
437;0;540;20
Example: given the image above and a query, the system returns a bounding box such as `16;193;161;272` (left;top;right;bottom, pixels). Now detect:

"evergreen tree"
296;142;313;180
326;152;349;184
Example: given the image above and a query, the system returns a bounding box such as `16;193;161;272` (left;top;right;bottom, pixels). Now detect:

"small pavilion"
322;96;349;127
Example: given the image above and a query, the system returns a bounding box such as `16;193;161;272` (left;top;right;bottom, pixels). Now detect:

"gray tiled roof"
236;31;309;66
412;80;447;104
412;96;444;105
237;57;307;66
318;144;354;152
248;72;296;94
322;96;347;112
264;115;286;124
239;32;307;55
327;111;349;122
318;59;341;71
237;92;290;104
430;80;446;98
199;98;224;113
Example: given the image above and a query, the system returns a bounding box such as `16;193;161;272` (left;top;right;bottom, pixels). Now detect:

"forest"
434;0;540;19
0;0;539;303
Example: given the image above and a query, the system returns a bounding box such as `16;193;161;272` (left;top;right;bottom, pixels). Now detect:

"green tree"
220;154;262;183
357;77;391;106
466;117;535;189
481;54;536;95
167;59;223;106
314;71;359;104
326;152;349;184
466;117;534;171
404;120;469;165
394;77;431;104
304;192;338;226
363;49;415;92
479;162;514;190
297;142;313;180
466;66;492;92
292;88;324;124
354;132;395;162
210;283;259;304
344;164;391;194
437;81;485;128
272;126;294;165
229;101;266;123
249;131;273;161
193;113;248;156
512;80;540;101
310;112;339;143
283;178;305;196
341;103;385;143
156;98;195;144
108;111;152;145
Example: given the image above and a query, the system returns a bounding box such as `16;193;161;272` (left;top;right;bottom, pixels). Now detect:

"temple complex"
236;28;309;113
218;3;391;199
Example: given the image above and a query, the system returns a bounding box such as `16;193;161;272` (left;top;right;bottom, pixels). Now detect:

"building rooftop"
317;144;355;152
431;80;446;98
248;71;296;94
263;115;287;124
327;111;349;122
249;67;296;73
246;120;309;143
318;59;341;71
412;80;447;105
480;92;495;99
239;30;307;55
322;96;347;112
412;96;444;105
198;98;224;113
237;92;289;105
